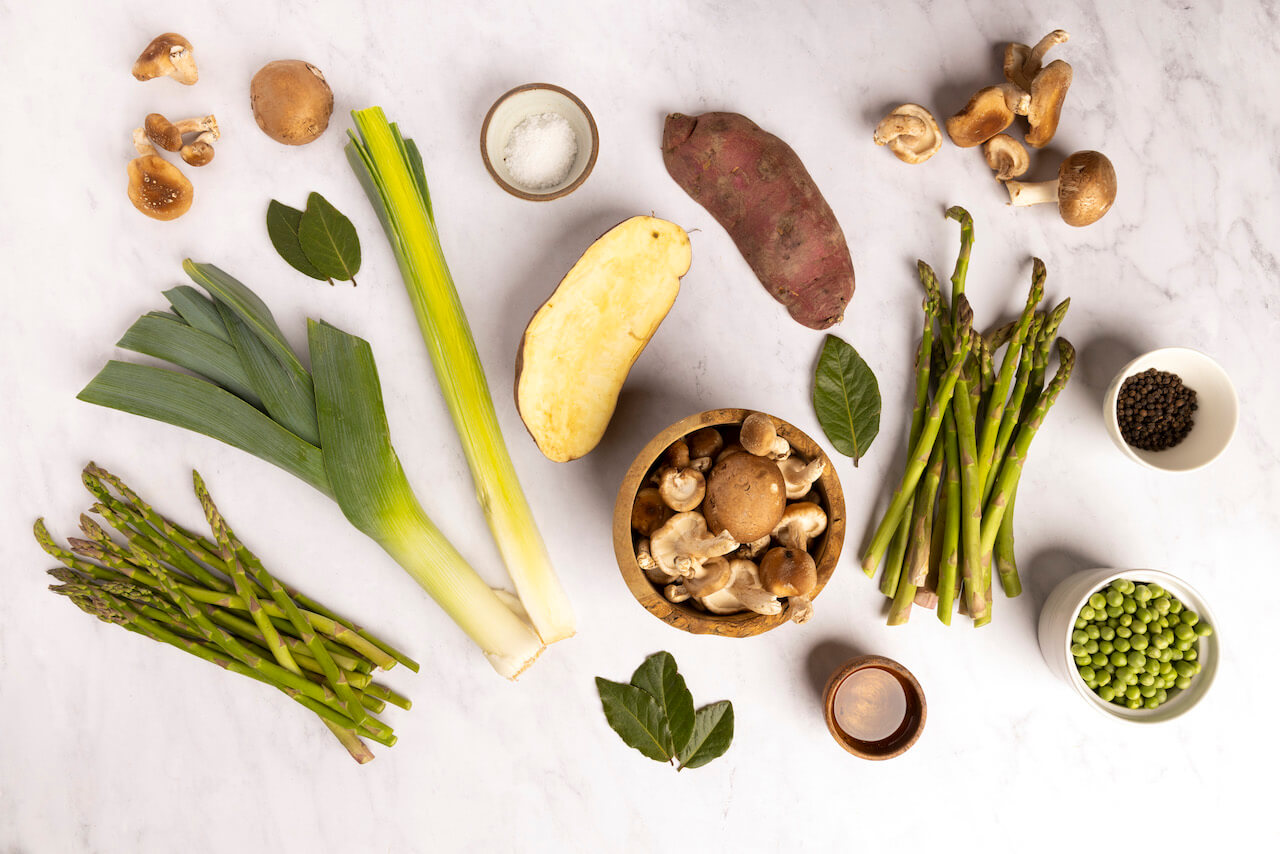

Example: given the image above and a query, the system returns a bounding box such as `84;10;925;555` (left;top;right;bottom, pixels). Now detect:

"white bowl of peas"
1038;569;1217;722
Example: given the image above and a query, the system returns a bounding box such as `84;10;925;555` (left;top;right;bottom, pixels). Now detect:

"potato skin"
662;112;854;330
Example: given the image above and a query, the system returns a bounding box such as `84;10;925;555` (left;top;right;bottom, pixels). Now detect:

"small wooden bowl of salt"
481;83;598;201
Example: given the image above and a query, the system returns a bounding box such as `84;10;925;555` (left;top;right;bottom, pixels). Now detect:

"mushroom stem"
1027;29;1070;69
175;115;219;138
1006;179;1060;206
132;127;157;156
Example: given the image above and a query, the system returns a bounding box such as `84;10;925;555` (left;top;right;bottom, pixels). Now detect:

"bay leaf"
630;651;695;755
677;700;734;770
813;334;881;466
299;192;361;285
266;200;327;282
595;677;673;762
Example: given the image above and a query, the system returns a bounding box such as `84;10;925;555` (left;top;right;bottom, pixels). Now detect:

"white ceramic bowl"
1038;568;1218;723
1102;347;1237;472
480;83;598;201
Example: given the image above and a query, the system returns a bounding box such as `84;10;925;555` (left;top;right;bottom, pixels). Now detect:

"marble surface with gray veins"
1;0;1276;850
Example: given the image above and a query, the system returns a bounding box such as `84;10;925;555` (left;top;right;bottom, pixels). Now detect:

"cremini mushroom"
983;133;1030;181
1003;29;1070;92
1023;60;1073;148
127;128;193;221
715;443;745;464
699;559;782;616
1006;150;1117;226
777;454;825;499
759;546;818;624
631;487;670;536
143;113;218;152
132;33;198;85
664;556;733;604
873;103;943;164
703;451;787;543
250;60;334;145
771;502;828;552
180;132;217;167
657;466;706;512
648;511;737;579
739;412;790;460
945;84;1031;148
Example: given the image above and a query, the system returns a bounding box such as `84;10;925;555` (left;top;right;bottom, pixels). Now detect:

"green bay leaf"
677;701;734;770
267;200;327;281
630;651;695;755
595;677;673;762
813;334;881;465
299;192;362;284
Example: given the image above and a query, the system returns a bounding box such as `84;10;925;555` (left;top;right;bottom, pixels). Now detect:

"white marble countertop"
2;1;1278;850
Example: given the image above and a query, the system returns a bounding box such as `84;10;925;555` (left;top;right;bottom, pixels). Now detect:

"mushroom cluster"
871;29;1116;228
631;413;829;624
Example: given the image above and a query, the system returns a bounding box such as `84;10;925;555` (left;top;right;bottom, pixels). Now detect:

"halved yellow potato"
516;216;692;462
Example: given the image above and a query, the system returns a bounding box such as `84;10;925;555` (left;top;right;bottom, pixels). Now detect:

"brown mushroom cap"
1004;30;1069;91
686;427;724;460
144;113;183;151
180;133;216;167
127;155;193;220
1057;151;1117;226
1024;60;1073;148
631;487;670;536
945;84;1031;148
250;60;334;145
132;33;197;85
702;452;786;543
758;546;817;598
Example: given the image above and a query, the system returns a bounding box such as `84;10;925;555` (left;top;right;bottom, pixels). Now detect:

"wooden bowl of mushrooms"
612;409;845;636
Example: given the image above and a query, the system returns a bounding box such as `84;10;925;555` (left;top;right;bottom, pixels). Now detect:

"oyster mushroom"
698;559;782;616
777;454;825;499
648;512;737;579
703;451;787;543
983;134;1030;181
759;546;818;624
873;103;943;164
657;466;706;512
132;33;198;85
126;128;192;221
739;412;790;460
1006;150;1117;226
945;84;1031;148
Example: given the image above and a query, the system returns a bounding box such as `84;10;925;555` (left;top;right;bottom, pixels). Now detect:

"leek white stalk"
346;107;575;645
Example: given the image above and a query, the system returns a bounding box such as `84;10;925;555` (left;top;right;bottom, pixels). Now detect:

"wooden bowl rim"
479;82;600;202
821;654;927;759
612;408;846;637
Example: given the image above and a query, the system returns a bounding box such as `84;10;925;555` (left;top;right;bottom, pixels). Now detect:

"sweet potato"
662;111;854;330
516;216;692;462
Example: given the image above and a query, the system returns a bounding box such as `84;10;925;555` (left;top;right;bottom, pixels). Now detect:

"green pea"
1159;661;1174;676
1072;629;1087;645
1079;665;1096;680
1071;643;1088;656
1091;653;1108;667
1168;648;1182;661
1074;617;1088;629
1079;607;1095;622
1157;617;1169;629
1118;614;1133;627
1144;696;1161;709
1174;661;1195;678
1096;670;1111;686
1114;666;1134;683
1098;685;1116;701
1169;598;1183;615
1085;625;1100;639
1175;623;1195;641
1106;604;1123;618
1098;640;1114;655
1139;674;1154;687
1195;623;1213;637
1119;579;1137;594
1136;608;1154;623
1175;676;1192;690
1099;625;1115;641
1140;684;1156;698
1126;698;1143;709
1075;655;1091;666
1089;592;1107;609
1154;597;1171;614
1180;610;1199;626
1106;589;1123;607
1147;658;1162;674
1116;626;1132;638
1156;689;1167;704
1122;598;1137;614
1135;584;1152;602
1084;640;1099;654
1175;639;1192;652
1147;584;1165;598
1111;652;1128;667
1124;685;1140;700
1114;637;1131;653
1131;635;1149;651
1131;621;1148;634
1184;648;1198;662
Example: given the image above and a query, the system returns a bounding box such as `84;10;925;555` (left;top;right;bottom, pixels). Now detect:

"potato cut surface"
517;216;692;462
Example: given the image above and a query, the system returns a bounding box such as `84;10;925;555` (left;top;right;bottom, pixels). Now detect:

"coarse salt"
503;112;578;191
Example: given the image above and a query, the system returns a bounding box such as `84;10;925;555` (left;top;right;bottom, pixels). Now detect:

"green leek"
346;106;575;645
79;262;545;678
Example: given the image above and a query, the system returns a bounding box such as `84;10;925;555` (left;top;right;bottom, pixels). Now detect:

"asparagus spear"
994;490;1020;597
862;297;973;576
984;315;1041;505
934;417;963;624
888;443;944;626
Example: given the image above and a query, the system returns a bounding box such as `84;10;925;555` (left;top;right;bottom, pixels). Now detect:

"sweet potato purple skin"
662;112;855;330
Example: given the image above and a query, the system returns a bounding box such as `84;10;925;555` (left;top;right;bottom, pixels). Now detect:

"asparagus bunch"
35;463;417;763
862;207;1076;626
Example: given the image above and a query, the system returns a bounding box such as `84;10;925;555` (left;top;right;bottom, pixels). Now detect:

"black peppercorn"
1116;368;1197;451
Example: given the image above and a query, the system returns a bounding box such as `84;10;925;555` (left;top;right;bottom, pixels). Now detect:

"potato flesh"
517;216;692;462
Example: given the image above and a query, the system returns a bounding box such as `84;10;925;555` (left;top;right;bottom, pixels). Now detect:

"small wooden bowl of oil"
822;655;926;759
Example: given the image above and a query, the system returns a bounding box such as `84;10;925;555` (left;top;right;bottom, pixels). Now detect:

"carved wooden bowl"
612;408;845;637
